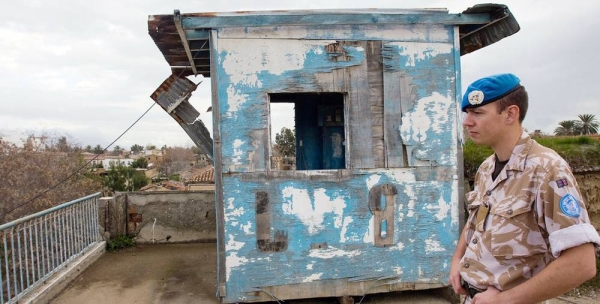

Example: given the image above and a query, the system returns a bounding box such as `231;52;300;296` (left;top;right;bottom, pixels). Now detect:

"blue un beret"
461;73;521;111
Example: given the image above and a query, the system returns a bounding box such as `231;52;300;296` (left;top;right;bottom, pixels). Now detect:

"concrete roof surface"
50;243;595;304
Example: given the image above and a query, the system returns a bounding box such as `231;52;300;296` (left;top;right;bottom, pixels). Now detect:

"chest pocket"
488;193;547;258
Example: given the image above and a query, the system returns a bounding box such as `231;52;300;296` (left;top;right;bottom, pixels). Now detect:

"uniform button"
464;263;470;268
472;238;478;244
485;190;492;196
507;210;513;215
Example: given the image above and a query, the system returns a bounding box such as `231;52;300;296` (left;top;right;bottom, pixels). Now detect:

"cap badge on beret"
461;73;521;112
468;90;484;106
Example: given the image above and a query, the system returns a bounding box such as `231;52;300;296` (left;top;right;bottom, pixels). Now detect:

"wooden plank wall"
212;24;461;303
367;41;385;168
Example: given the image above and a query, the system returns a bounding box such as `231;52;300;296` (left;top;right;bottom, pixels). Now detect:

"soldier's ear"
505;105;520;124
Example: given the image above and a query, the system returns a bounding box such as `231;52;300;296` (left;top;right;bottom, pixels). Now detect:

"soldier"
449;73;600;304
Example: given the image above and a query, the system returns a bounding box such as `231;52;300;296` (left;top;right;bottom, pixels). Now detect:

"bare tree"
0;134;102;224
158;146;197;178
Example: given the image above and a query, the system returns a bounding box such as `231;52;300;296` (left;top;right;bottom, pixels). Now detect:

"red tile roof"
189;166;214;184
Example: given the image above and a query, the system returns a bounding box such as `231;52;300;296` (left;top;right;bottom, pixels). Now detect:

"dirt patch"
556;287;600;304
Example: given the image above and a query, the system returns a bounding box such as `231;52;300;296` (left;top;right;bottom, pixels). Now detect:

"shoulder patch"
559;194;581;218
556;178;568;188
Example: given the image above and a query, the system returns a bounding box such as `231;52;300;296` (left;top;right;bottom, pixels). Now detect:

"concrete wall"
575;173;600;230
99;196;127;239
102;191;216;244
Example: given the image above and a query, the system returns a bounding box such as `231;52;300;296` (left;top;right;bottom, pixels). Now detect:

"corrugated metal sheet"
459;4;520;55
150;75;213;159
151;75;199;122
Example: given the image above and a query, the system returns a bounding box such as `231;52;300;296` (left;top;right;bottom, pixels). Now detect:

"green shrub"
576;136;593;145
106;234;136;252
538;136;593;147
462;140;493;177
463;136;600;179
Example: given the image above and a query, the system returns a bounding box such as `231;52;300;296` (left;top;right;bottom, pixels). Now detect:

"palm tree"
554;120;578;136
576;114;599;135
93;144;104;154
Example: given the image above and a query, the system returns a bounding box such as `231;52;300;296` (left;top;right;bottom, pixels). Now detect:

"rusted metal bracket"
174;10;198;76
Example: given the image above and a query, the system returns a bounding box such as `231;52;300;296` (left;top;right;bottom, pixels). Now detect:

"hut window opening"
269;93;346;170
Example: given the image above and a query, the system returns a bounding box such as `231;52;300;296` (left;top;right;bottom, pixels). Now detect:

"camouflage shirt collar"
500;130;533;172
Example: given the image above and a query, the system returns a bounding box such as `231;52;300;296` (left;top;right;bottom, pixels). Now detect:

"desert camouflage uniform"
460;131;600;298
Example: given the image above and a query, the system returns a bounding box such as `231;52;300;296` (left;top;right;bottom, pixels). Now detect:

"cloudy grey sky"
1;0;599;150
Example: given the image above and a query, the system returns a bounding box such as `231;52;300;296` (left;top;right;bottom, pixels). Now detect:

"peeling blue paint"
222;172;456;301
381;39;458;166
217;43;365;172
212;25;462;303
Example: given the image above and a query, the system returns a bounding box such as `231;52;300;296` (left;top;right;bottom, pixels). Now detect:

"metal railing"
0;192;101;304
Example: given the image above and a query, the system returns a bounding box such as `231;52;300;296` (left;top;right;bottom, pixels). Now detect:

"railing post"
94;196;100;242
85;200;92;244
28;221;34;289
61;210;66;262
10;228;17;301
0;234;4;304
51;215;57;271
34;218;41;285
23;223;30;292
2;232;9;304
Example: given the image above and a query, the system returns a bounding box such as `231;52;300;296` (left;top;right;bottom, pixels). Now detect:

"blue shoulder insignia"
559;194;581;218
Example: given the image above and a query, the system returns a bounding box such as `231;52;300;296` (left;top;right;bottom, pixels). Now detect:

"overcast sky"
1;0;599;150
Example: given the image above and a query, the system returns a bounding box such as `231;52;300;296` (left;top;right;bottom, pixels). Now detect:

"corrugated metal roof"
148;14;210;77
459;4;520;56
148;6;518;77
179;8;450;17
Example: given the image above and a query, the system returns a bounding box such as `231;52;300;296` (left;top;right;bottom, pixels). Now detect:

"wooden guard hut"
148;4;519;303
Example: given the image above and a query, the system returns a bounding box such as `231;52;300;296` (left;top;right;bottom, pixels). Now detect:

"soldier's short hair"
496;85;528;123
